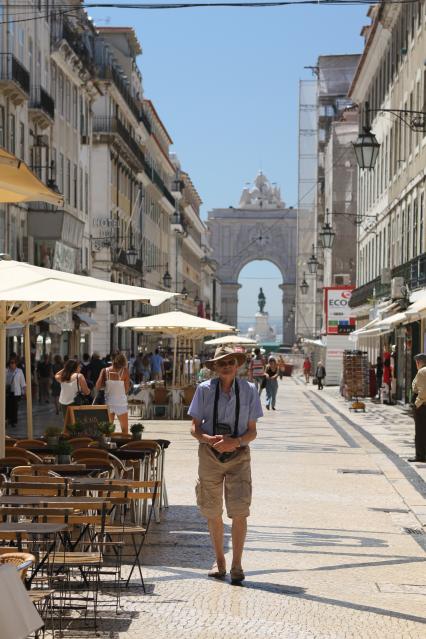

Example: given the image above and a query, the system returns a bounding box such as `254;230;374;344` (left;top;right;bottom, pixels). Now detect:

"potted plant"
67;422;84;438
130;422;144;440
54;438;73;464
44;425;63;448
97;421;115;444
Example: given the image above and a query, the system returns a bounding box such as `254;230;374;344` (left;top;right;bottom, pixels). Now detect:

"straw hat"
205;346;247;370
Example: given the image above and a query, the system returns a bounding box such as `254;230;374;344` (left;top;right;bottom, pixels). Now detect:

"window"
72;86;78;129
406;204;411;260
73;163;77;208
58;72;64;116
85;172;89;215
28;38;33;77
19;122;24;161
79;166;83;210
9;114;15;153
51;63;56;100
66;159;71;203
0;106;5;148
65;80;71;121
420;194;424;254
413;198;418;257
18;29;24;63
59;153;64;193
7;16;14;54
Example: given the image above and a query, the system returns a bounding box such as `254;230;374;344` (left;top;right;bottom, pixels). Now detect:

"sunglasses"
217;358;237;367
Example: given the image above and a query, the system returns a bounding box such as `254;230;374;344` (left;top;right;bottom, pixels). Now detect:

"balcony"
0;54;30;104
52;19;94;73
96;64;141;123
28;86;55;128
139;108;152;135
92;116;145;169
350;252;426;308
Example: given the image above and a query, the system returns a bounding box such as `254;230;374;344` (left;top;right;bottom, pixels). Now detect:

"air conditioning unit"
333;274;351;286
391;277;405;299
381;268;391;284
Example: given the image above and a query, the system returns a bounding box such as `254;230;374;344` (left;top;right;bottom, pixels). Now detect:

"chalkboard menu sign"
65;405;112;429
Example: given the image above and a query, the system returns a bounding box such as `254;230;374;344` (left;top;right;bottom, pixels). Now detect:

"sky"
88;1;367;335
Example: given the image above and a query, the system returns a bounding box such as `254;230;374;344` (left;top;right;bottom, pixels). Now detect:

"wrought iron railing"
0;53;30;94
29;86;55;120
350;251;426;308
96;64;141;123
92;116;145;167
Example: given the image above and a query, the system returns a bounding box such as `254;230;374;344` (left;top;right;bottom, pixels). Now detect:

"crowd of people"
5;348;171;433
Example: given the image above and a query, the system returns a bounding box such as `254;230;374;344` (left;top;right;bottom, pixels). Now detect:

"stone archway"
207;173;297;346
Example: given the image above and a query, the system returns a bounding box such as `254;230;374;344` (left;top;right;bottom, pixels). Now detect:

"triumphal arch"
207;173;297;346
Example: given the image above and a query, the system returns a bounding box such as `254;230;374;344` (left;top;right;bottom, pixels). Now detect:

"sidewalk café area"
0;426;168;637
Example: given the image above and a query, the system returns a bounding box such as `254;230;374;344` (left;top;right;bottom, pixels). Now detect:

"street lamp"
300;272;309;296
353;101;426;170
307;244;319;275
353;127;380;170
162;264;172;289
126;246;138;267
319;209;335;249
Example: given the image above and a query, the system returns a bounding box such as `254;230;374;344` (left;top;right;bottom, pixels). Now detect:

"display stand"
343;350;369;412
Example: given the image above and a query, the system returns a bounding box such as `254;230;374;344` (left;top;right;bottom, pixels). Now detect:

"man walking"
409;353;426;462
189;346;262;584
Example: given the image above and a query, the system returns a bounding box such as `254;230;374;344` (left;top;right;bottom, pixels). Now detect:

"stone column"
220;282;241;327
280;283;296;346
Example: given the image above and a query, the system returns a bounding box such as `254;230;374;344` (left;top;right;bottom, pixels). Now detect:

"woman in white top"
6;357;26;428
55;358;91;419
95;351;131;434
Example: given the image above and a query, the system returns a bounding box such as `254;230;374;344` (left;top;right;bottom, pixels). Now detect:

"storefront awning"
351;311;408;339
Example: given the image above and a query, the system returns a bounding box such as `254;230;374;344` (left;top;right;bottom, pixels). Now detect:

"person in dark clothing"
375;356;383;397
315;361;326;390
87;352;106;386
37;354;52;403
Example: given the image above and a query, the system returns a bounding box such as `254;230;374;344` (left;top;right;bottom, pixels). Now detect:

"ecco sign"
325;287;355;335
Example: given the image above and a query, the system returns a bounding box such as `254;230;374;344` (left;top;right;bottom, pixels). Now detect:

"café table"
0;522;68;586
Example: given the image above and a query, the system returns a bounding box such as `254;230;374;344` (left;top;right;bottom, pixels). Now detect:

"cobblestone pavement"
16;380;426;638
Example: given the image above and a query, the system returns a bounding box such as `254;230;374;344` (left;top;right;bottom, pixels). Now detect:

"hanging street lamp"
300;272;309;296
319;209;335;249
307;244;319;275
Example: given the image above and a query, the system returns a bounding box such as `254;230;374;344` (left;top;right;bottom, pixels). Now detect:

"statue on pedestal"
258;288;266;314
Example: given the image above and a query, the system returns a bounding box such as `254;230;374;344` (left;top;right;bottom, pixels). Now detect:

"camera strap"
213;378;240;438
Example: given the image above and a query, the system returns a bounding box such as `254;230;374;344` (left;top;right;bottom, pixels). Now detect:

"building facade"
349;1;426;403
0;2;213;360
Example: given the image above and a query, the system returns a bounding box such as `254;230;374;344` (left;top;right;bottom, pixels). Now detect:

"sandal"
230;566;245;585
208;563;226;580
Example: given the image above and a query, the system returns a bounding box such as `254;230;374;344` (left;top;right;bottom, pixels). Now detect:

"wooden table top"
0;495;111;506
0;522;67;534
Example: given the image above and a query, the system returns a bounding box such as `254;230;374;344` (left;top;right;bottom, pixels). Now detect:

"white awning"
73;311;97;327
404;291;426;321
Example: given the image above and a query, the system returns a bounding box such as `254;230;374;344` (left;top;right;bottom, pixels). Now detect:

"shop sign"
53;242;76;274
324;287;355;335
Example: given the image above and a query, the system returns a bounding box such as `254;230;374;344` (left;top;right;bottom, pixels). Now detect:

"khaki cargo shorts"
195;443;252;519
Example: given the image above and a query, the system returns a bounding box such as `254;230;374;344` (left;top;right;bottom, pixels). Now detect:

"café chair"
5;448;43;464
68;437;96;449
152;388;170;419
14;440;46;450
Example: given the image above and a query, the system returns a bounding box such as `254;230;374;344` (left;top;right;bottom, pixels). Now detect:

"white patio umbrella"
0;258;176;454
204;335;258;346
117;311;236;384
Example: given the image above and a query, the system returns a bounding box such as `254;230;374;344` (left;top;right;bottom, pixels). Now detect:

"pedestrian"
55;358;91;420
5;357;26;428
95;351;131;434
189;346;263;585
303;356;312;384
315;361;326;390
383;351;392;404
375;356;383;398
265;356;279;410
248;348;265;391
151;348;164;381
87;352;105;387
277;355;285;380
80;353;91;381
140;353;151;382
36;353;52;403
51;354;63;415
409;353;426;462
